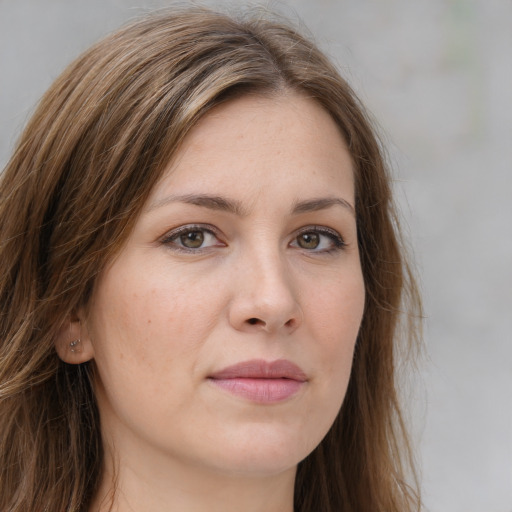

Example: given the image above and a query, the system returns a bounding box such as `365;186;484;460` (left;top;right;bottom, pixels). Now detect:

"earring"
70;339;82;353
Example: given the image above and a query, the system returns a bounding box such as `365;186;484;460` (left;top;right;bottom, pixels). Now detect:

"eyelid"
159;223;345;254
160;224;225;252
291;225;346;251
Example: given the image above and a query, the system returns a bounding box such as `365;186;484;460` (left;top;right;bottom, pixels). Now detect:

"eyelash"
293;226;346;253
160;224;346;254
160;224;223;254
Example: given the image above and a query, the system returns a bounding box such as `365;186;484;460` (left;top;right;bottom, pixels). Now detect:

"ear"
54;312;95;364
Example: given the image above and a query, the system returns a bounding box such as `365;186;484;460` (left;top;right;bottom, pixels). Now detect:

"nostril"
247;318;260;325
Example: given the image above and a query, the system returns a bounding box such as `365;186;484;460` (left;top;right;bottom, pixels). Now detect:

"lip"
208;359;307;403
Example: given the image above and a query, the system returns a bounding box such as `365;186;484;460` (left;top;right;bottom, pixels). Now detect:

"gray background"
1;1;511;510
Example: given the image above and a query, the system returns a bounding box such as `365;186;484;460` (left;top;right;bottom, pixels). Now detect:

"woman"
0;6;422;512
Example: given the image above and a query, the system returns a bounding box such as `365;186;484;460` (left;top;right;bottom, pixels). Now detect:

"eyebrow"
148;193;355;217
291;197;355;216
148;194;248;216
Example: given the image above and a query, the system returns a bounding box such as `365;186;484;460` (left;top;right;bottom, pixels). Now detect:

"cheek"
86;269;222;427
87;265;227;376
291;272;364;452
305;271;365;378
309;269;365;332
139;275;228;351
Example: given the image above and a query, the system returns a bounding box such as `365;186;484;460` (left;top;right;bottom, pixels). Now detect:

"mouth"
207;359;307;403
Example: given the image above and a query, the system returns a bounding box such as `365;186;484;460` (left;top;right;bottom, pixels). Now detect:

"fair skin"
58;93;365;511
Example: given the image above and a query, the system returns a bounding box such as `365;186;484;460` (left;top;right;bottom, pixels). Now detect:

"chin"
200;425;318;477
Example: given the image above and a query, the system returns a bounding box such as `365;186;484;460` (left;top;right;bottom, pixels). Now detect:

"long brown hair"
0;7;422;511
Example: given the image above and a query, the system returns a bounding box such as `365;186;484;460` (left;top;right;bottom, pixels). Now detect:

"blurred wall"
1;1;511;510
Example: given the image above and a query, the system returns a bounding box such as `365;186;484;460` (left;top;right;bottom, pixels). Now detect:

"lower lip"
208;378;304;403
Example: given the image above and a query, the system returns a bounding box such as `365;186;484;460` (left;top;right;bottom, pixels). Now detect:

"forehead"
150;93;355;207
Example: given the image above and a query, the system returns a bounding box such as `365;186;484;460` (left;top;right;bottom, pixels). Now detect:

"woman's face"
84;93;365;479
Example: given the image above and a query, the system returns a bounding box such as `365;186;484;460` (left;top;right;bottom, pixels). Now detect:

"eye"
291;227;345;253
161;225;224;252
296;232;321;250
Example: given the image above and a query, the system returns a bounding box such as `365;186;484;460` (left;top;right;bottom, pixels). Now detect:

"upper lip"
208;359;307;381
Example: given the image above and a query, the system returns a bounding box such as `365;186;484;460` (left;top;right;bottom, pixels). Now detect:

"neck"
89;443;296;512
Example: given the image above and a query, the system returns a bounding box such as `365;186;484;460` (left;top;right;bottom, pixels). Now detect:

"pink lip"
208;359;307;403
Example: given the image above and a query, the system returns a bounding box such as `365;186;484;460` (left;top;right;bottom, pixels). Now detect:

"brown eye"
162;225;224;252
290;227;346;253
180;230;205;248
296;232;320;249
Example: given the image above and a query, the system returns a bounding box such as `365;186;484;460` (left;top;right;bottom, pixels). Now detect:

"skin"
60;93;365;511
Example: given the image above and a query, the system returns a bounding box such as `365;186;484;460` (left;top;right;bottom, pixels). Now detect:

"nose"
228;250;303;335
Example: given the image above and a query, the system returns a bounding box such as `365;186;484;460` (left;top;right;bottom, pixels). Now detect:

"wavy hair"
0;6;421;511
